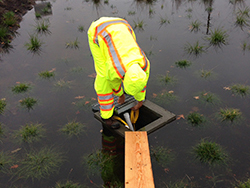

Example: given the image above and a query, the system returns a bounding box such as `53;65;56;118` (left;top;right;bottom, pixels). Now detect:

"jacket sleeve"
109;78;124;97
133;86;146;101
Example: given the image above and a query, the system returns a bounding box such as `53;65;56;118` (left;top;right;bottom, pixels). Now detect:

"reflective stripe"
140;49;149;72
141;86;146;93
100;103;114;111
98;93;113;101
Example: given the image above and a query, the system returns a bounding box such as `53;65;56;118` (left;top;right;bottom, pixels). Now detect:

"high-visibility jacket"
88;17;150;119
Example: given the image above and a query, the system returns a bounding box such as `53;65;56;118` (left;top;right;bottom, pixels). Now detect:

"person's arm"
109;78;125;104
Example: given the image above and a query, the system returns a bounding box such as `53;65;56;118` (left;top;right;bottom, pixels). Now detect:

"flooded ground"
1;0;250;187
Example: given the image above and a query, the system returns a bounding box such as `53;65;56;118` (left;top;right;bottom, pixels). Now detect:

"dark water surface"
1;0;250;187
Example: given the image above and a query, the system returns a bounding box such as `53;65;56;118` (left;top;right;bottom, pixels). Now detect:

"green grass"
197;91;221;105
187;112;206;127
0;151;15;174
0;98;7;115
35;19;50;34
159;15;170;26
128;11;136;15
152;90;178;106
66;38;80;49
39;70;55;79
175;59;192;68
189;20;202;32
235;178;250;188
35;12;41;19
164;176;197;188
3;11;17;26
157;72;177;86
192;139;228;166
19;97;38;111
133;19;146;31
42;7;51;14
218;108;242;123
54;180;83;188
236;7;250;28
59;120;86;138
78;25;85;32
0;122;5;138
11;82;31;94
206;28;228;47
25;35;43;52
0;26;9;41
230;84;250;97
16;147;65;180
13;123;45;144
184;41;206;56
200;69;212;78
150;146;175;167
54;79;72;89
46;2;52;8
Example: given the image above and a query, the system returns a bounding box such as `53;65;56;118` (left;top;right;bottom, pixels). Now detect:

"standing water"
1;0;250;187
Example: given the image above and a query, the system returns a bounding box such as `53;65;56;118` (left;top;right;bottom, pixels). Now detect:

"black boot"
102;117;120;129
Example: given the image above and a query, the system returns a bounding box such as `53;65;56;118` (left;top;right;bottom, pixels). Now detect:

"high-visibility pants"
88;19;115;119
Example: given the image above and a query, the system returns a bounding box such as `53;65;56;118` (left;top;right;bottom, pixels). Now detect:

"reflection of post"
205;0;213;35
206;11;211;35
101;125;124;187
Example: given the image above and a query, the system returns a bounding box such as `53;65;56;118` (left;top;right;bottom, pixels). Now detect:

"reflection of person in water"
101;126;124;187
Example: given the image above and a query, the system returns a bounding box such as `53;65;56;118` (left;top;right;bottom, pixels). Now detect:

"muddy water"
1;0;250;187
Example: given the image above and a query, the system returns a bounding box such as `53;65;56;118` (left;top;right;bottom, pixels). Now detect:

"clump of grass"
150;146;175;167
187;112;206;127
59;120;85;138
157;73;177;86
25;35;43;52
35;19;50;34
104;0;109;4
11;82;31;94
66;38;80;49
0;122;5;138
235;7;250;28
35;12;42;19
39;70;55;79
0;98;7;115
189;20;202;32
0;26;9;41
235;178;250;188
192;139;228;166
184;41;206;56
19;97;38;111
165;176;197;188
42;6;51;14
78;25;85;32
200;69;212;78
70;67;84;74
73;97;96;111
54;180;82;188
16;147;65;180
175;59;192;68
152;90;178;106
230;84;250;97
13;123;45;144
159;15;170;26
3;11;17;26
206;28;228;47
54;79;72;89
218;108;242;123
0;151;15;174
133;19;146;31
128;11;136;15
197;91;221;105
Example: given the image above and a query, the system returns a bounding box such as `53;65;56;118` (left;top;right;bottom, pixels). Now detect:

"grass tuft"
25;35;43;52
3;11;17;26
150;146;175;167
235;178;250;188
189;20;202;32
19;97;38;111
175;59;192;69
39;70;55;79
54;180;83;188
35;19;50;34
13;123;45;144
192;139;228;166
184;41;206;56
218;108;242;123
230;84;250;97
0;151;15;174
78;25;85;32
66;38;80;49
206;28;228;47
11;82;31;94
59;120;86;138
16;147;65;180
187;112;206;127
0;98;7;115
133;19;146;31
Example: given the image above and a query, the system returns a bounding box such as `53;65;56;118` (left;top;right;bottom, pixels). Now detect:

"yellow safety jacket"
88;17;150;119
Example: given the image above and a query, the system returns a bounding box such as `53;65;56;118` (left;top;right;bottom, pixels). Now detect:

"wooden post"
125;131;155;188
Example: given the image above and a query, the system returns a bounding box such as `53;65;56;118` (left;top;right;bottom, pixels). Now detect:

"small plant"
0;26;9;41
70;67;84;73
218;108;242;123
104;0;109;4
0;122;5;138
11;82;31;94
189;20;202;32
159;15;170;26
35;19;50;34
78;25;85;32
206;28;228;47
16;147;65;180
230;84;250;97
195;91;221;105
200;69;212;78
187;112;206;127
235;15;249;28
35;12;41;19
64;7;72;10
39;70;55;79
13;123;45;143
0;151;15;174
175;59;192;68
54;79;72;89
128;11;136;15
186;8;193;13
133;19;146;31
152;90;178;106
66;38;80;49
235;178;250;188
46;2;52;8
54;180;83;188
3;11;17;26
184;41;206;56
59;120;85;138
192;139;228;166
0;98;7;115
42;7;51;14
25;35;43;52
186;13;192;19
150;146;175;167
19;97;38;111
